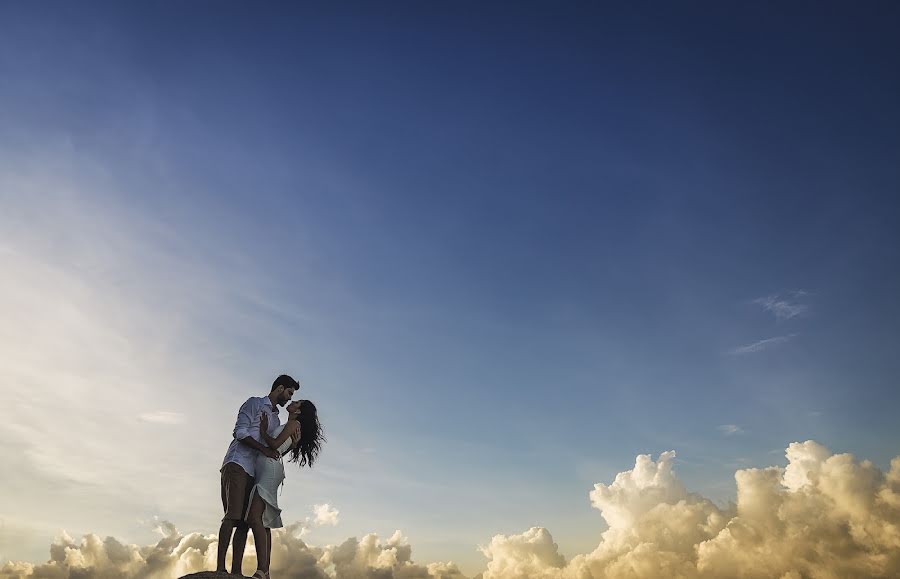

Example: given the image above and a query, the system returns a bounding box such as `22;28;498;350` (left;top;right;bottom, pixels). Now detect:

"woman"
244;399;324;579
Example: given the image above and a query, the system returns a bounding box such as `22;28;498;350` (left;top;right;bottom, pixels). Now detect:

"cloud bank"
0;522;465;579
3;440;899;578
481;441;900;579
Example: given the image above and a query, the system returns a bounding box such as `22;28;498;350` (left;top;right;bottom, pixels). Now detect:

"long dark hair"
288;400;324;467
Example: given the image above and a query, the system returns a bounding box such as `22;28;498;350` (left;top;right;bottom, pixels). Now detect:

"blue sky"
1;2;899;576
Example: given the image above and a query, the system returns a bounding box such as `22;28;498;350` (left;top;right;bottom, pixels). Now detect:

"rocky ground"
179;572;248;579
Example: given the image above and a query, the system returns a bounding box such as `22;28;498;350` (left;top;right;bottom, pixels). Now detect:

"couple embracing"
216;374;325;579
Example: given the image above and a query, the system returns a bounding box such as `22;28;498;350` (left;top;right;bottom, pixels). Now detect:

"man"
216;374;299;575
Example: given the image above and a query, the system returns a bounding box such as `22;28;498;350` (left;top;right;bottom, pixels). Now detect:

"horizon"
1;2;899;578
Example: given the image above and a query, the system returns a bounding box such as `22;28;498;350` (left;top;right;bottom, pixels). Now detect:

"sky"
1;2;899;578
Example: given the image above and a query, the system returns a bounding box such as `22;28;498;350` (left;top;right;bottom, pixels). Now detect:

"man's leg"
231;523;249;575
216;519;236;572
220;463;253;574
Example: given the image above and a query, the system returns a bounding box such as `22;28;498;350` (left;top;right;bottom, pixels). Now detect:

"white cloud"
0;521;463;579
0;524;220;579
313;504;340;527
481;441;900;579
717;424;744;436
729;334;796;355
753;292;810;321
479;527;566;578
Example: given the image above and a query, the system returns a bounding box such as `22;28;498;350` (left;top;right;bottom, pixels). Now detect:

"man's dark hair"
272;374;300;392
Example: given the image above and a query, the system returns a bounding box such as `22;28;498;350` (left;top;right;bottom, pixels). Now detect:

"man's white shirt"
222;396;281;477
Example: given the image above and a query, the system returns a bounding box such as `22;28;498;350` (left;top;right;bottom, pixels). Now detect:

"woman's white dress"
244;424;294;529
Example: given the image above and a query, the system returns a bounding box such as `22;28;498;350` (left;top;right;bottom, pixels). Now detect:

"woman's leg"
266;528;272;571
247;494;270;574
231;524;249;575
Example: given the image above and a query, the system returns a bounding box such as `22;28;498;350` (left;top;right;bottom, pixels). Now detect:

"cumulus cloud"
5;441;900;578
753;291;810;321
313;504;340;527
322;531;466;579
729;334;796;355
481;441;900;579
0;523;462;579
0;524;219;579
282;504;341;540
479;527;566;578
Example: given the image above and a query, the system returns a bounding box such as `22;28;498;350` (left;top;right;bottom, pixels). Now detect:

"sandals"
251;571;269;579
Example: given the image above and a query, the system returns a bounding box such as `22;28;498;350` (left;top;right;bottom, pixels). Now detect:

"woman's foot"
251;570;269;579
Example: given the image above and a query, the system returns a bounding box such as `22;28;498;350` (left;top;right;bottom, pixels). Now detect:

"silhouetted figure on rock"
214;374;324;579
